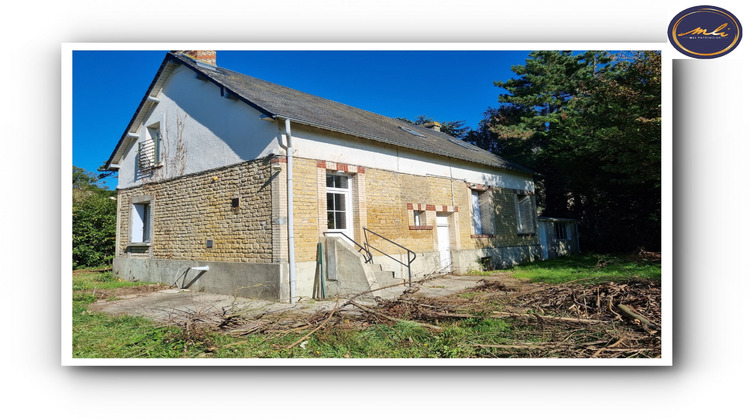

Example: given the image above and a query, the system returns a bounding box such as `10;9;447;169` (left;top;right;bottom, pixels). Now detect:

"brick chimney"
423;121;442;132
172;50;216;66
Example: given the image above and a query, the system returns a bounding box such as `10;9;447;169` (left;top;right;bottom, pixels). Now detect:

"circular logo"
668;5;742;58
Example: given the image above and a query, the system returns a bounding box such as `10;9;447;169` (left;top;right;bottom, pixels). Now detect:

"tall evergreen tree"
484;51;660;251
397;115;470;139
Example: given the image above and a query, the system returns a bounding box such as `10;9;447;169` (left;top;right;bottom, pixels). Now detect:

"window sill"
409;225;433;230
471;234;496;238
127;242;151;247
139;163;164;172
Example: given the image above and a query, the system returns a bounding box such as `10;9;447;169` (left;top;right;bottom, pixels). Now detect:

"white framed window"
515;193;536;235
413;210;426;226
130;196;152;244
471;189;494;235
326;173;352;237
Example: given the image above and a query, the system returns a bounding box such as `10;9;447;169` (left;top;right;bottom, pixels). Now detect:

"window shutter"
138;139;155;170
471;190;482;234
517;195;535;234
479;190;494;234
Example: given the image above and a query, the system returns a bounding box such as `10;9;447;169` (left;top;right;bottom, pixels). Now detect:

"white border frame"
63;42;673;367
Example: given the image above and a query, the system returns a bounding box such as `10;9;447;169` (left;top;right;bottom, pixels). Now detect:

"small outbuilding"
537;217;580;260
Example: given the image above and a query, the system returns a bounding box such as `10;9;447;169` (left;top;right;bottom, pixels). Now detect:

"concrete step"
371;266;404;288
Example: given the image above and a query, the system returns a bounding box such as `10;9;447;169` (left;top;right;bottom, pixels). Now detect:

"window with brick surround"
326;173;352;237
413;210;426;226
515;193;536;235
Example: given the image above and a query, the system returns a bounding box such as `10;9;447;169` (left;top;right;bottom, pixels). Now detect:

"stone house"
105;50;558;302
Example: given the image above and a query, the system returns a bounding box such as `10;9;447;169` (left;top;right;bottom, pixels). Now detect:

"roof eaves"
105;55;176;170
107;52;538;179
277;114;536;176
172;57;535;176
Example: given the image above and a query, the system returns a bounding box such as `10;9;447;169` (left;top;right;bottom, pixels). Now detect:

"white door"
436;214;452;272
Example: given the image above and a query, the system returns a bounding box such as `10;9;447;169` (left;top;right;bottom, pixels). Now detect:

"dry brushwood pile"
216;273;661;358
368;278;661;358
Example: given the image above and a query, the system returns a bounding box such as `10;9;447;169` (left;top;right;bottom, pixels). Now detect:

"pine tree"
485;51;661;251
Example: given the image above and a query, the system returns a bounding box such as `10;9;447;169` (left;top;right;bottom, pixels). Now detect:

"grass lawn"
72;252;661;359
72;271;526;359
474;253;661;285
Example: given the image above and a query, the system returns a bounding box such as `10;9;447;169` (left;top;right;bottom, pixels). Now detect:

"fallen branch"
472;343;556;350
471;340;608;350
491;311;610;325
594;347;656;354
281;275;451;349
349;301;443;332
616;304;660;331
286;298;340;349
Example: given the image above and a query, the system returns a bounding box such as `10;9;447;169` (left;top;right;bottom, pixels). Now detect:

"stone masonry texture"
117;159;273;263
117;155;537;269
279;157;539;263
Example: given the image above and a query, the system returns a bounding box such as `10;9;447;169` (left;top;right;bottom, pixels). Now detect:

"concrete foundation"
113;257;283;301
113;242;543;302
372;244;544;278
451;245;543;272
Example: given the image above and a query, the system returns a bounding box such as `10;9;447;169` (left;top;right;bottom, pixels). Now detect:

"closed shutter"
479;190;494;234
138;139;155;170
517;195;535;234
471;190;482;234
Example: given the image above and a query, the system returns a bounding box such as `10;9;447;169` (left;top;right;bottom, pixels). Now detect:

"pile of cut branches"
216;274;661;358
350;278;662;358
512;278;661;329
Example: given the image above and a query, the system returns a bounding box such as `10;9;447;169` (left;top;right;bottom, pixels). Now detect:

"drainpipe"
284;118;296;304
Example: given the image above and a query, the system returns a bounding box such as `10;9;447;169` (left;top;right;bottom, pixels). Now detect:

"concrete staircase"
370;264;405;289
324;236;410;299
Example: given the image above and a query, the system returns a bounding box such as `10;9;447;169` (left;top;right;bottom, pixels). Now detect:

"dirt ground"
88;272;661;358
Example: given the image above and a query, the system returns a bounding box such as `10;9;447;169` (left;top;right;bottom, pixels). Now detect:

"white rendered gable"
116;65;279;189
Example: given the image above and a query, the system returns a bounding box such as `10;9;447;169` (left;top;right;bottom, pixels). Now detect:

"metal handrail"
362;227;417;286
322;231;373;264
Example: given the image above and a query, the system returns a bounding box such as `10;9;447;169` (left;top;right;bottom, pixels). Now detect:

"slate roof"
108;52;534;175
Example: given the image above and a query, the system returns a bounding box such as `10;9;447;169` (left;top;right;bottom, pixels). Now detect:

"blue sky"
73;49;532;189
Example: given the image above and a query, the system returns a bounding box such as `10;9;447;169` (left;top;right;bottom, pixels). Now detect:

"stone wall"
282;157;541;274
364;167;539;254
113;153;541;298
464;187;540;252
116;159;273;263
